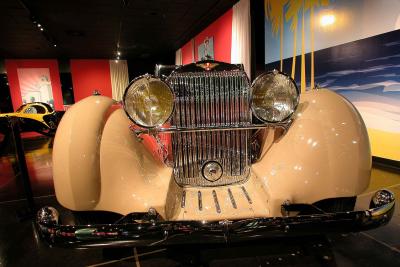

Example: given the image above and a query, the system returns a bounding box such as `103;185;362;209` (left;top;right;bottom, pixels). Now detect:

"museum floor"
0;136;399;266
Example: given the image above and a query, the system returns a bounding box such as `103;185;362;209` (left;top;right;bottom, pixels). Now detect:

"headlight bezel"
122;74;175;129
250;70;300;123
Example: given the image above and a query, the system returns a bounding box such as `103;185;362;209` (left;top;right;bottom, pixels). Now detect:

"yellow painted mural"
265;0;400;161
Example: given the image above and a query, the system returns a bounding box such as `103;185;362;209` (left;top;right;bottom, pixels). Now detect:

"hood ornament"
197;62;219;71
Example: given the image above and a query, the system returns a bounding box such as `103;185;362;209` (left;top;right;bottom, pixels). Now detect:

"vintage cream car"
37;61;395;247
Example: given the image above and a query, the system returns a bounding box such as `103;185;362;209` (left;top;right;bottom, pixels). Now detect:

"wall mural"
198;37;215;61
16;68;54;107
264;0;400;161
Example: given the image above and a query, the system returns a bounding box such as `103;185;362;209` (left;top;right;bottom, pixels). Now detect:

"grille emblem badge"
202;161;223;182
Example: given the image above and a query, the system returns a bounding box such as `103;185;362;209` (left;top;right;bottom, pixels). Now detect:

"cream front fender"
252;89;371;215
53;95;172;216
53;96;115;210
95;109;172;217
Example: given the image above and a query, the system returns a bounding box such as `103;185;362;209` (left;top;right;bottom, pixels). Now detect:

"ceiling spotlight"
53;44;57;47
117;51;121;56
115;60;119;63
116;56;120;60
40;27;44;31
37;24;41;27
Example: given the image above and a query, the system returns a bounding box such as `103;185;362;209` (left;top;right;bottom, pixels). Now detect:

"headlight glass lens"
123;75;174;128
251;71;299;122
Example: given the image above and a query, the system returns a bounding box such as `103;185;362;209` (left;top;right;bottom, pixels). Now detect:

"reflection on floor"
0;135;54;202
0;135;399;266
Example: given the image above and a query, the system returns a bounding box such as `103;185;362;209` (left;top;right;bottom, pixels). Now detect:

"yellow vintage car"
37;61;395;247
0;102;63;136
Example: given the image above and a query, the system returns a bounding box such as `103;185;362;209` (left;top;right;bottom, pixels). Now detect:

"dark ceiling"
0;0;238;60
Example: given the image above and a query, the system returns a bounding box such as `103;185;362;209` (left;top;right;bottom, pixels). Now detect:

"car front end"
37;61;396;247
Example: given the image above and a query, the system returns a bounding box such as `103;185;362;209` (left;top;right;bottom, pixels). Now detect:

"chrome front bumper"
36;190;395;248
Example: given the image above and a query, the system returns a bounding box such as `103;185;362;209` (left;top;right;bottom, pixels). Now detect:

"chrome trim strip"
212;190;221;213
198;191;202;211
181;76;189;178
181;190;186;208
227;188;237;209
134;122;291;135
241;186;252;204
189;76;197;177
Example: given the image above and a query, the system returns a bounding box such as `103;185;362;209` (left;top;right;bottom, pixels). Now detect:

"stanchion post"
8;116;36;214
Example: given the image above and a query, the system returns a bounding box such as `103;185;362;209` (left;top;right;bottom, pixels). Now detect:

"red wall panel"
179;9;233;64
70;60;112;102
5;59;64;111
194;9;233;63
181;40;194;64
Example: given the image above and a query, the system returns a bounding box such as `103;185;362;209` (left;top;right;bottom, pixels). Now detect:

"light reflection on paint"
293;165;303;171
312;141;318;147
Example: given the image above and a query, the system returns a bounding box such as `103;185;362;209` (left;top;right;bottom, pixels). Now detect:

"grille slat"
190;76;198;177
170;71;250;187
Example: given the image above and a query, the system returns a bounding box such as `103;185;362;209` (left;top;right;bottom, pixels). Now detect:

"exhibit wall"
177;0;251;76
264;0;400;161
70;59;129;102
180;9;233;64
71;59;112;101
4;59;129;111
5;60;64;111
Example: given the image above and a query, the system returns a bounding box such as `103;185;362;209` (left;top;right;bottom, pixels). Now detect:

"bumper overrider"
36;190;395;248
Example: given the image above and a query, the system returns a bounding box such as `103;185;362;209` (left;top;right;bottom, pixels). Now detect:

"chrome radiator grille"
169;70;251;187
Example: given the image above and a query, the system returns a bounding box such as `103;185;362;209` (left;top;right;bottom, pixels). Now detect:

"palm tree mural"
305;0;329;89
265;0;331;92
301;0;307;93
265;0;288;72
285;0;302;81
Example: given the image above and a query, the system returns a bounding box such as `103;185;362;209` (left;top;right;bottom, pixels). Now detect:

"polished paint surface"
97;109;172;217
52;96;115;210
253;89;371;215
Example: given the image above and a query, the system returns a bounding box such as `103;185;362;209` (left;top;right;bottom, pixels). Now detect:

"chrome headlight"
251;70;299;123
123;75;174;128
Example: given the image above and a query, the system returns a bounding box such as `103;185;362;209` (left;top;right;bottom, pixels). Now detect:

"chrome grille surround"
168;69;251;187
